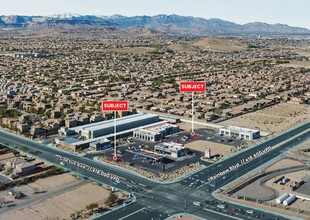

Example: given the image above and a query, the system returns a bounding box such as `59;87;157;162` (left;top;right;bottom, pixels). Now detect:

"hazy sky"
1;0;309;29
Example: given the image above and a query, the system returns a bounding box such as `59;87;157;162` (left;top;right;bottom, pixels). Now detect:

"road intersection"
0;122;308;220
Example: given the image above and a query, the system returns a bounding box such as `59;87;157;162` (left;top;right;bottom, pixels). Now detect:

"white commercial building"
154;142;185;159
219;125;260;140
63;112;160;139
133;122;180;142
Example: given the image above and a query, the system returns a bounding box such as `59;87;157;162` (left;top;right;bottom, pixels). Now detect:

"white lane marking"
119;207;145;220
204;207;243;220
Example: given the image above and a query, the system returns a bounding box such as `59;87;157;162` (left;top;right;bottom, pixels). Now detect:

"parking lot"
165;128;245;147
86;140;210;174
84;128;246;174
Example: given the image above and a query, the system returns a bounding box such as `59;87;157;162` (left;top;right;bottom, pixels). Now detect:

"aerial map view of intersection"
0;0;309;219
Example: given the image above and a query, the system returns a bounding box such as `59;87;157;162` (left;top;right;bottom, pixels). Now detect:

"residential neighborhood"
0;35;309;138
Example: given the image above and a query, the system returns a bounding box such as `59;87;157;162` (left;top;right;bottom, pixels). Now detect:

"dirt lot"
169;215;200;220
265;158;304;172
1;183;111;220
167;44;200;54
28;173;78;191
179;122;207;131
291;141;310;156
296;49;310;57
219;103;309;134
106;46;157;54
185;140;235;157
278;60;310;68
193;37;246;52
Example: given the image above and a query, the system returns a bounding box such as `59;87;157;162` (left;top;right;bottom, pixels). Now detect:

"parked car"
181;136;189;141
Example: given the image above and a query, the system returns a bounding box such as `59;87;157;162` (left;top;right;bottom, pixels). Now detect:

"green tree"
214;108;222;115
197;106;203;112
105;192;118;207
185;104;192;109
86;203;99;210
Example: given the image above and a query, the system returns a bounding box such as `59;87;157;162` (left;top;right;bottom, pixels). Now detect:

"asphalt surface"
0;122;309;220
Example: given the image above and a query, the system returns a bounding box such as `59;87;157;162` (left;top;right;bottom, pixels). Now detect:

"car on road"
60;161;66;166
193;201;201;206
246;209;254;215
217;204;226;209
122;200;132;206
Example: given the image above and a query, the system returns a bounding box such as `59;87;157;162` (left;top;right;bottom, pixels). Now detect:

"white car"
217;204;226;209
193;201;201;206
246;210;254;215
60;161;66;166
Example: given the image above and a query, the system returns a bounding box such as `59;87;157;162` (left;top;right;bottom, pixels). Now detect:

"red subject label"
102;100;129;111
179;81;206;92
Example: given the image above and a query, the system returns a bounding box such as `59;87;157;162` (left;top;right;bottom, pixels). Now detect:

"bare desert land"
193;37;246;51
185;140;235;157
106;46;157;54
278;60;310;68
169;215;200;220
219;103;309;134
28;172;78;191
264;158;304;172
0;174;115;220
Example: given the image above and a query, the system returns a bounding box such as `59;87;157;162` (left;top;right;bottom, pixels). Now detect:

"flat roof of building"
220;125;259;134
68;112;159;132
143;122;178;134
90;138;110;144
68;120;169;146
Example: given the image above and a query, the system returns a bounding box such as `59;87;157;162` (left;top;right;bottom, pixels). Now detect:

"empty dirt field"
264;158;304;172
219;103;309;134
278;60;310;68
106;46;157;54
1;182;112;220
193;37;246;52
291;140;310;156
28;173;78;191
169;215;200;220
185;140;235;157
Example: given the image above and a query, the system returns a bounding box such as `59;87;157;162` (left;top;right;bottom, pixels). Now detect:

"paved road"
0;122;309;220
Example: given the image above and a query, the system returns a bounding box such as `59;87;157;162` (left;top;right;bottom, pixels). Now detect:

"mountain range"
1;14;309;35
